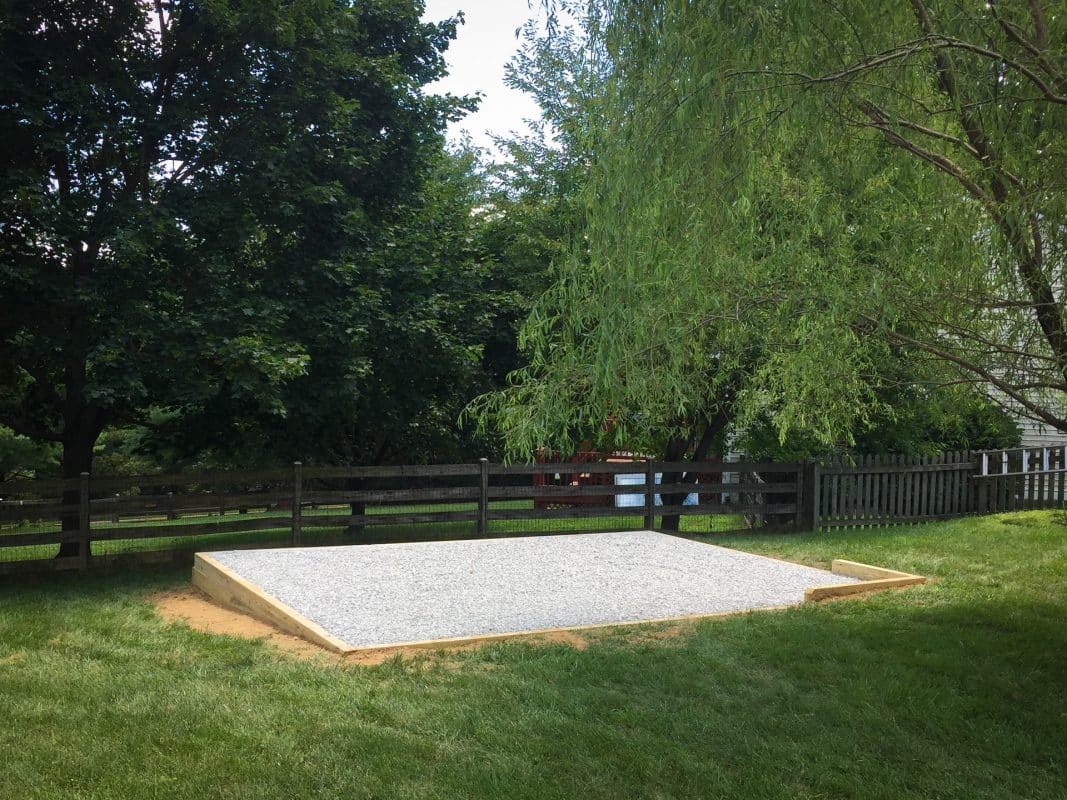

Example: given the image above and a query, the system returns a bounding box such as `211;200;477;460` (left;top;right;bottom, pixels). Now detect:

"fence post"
793;461;805;530
291;461;302;545
478;458;489;538
798;462;819;533
977;451;991;513
166;491;176;520
644;459;656;530
78;472;90;572
963;450;975;514
815;462;823;533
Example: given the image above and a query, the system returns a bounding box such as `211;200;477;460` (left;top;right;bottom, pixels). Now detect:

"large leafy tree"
0;0;463;480
161;145;496;469
0;426;58;483
472;11;604;385
485;1;1065;461
276;145;495;467
0;0;466;553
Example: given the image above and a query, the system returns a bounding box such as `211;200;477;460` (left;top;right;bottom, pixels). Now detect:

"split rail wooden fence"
4;447;1065;576
0;459;803;575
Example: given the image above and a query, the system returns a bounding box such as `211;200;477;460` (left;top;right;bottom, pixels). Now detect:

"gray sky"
421;0;543;154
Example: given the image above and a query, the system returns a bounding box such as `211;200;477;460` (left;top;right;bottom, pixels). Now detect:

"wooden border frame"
192;554;353;653
191;548;928;656
804;559;927;601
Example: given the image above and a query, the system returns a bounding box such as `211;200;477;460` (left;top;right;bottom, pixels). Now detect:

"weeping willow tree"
474;0;1066;462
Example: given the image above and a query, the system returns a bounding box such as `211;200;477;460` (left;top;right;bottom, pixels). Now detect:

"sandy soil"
151;588;637;666
152;589;337;661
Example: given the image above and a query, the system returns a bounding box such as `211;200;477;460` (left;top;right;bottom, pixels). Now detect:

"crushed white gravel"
206;530;856;649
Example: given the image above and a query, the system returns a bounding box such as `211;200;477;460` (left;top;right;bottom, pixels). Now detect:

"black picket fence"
806;447;1067;529
809;452;976;528
972;446;1067;513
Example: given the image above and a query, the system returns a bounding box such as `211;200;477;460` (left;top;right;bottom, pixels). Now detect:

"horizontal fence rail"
0;458;805;575
4;447;1062;576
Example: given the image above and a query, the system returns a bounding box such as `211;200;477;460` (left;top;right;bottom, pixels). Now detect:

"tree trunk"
346;476;366;535
57;247;101;558
658;435;690;532
659;409;732;532
57;427;95;559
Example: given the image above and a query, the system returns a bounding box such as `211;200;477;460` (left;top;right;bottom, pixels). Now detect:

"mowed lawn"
1;513;1065;799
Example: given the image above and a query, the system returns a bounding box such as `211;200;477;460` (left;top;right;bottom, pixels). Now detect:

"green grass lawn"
1;511;1065;799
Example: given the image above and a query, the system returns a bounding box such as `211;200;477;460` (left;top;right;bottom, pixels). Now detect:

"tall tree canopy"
482;0;1066;458
0;0;468;485
472;11;605;385
161;144;499;469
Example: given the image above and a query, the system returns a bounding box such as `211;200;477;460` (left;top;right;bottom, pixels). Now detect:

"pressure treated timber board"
193;554;352;653
804;559;927;601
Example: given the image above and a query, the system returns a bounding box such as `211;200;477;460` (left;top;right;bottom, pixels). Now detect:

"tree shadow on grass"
429;595;1067;800
1;562;1065;800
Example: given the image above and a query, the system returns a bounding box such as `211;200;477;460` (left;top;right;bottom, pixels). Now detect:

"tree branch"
141;0;177;200
855;99;994;206
934;35;1067;104
900;2;1067;380
869;319;1067;432
0;412;62;443
890;116;980;158
1027;0;1050;51
734;22;1067;106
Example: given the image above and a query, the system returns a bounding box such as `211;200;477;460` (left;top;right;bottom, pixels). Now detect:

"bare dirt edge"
153;587;694;666
152;589;338;661
154;568;922;668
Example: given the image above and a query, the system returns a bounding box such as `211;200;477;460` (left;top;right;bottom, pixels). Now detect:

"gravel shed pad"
206;531;858;649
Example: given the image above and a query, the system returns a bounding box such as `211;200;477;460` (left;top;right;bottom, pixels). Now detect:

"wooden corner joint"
192;553;356;654
804;559;927;601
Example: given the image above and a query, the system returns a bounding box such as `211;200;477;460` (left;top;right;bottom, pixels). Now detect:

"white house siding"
1016;415;1067;449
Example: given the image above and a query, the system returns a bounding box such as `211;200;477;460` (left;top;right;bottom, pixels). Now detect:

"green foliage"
0;0;469;475
739;386;1021;461
0;426;58;481
483;1;1066;458
469;14;605;386
151;144;503;468
90;425;176;478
